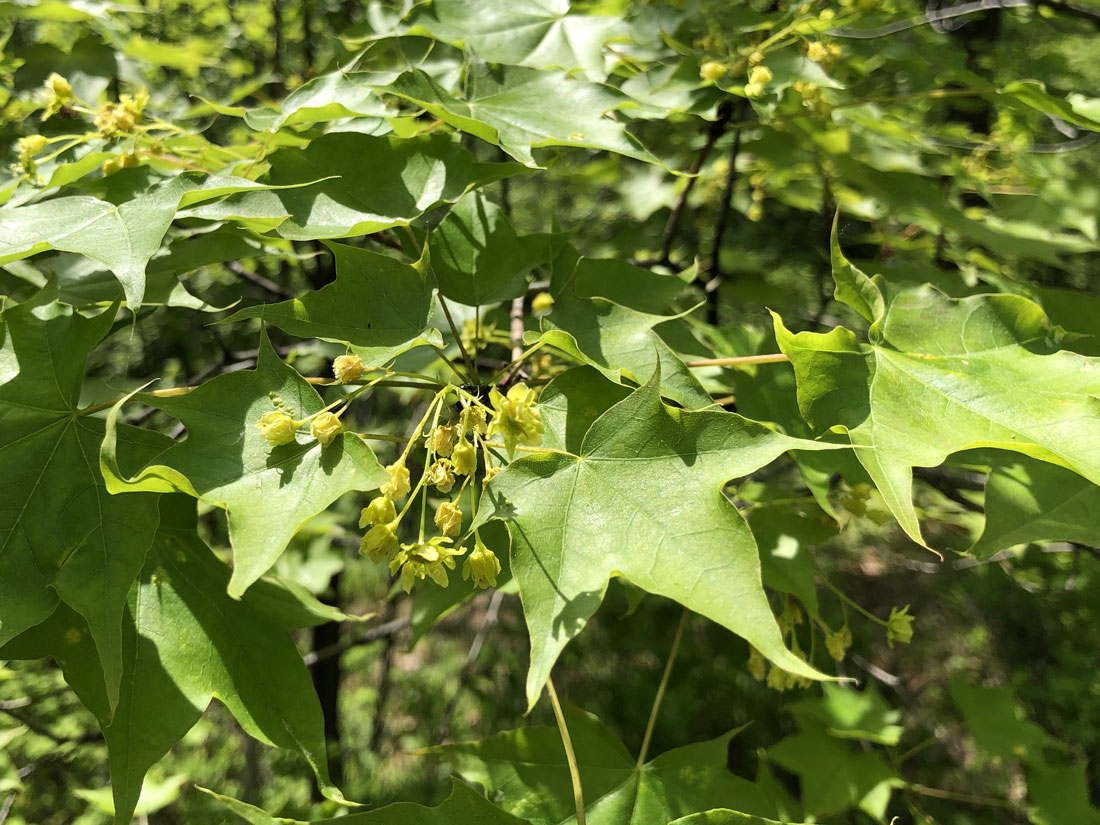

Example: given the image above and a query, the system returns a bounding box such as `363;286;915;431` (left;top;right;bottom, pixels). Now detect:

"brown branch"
433;589;504;744
226;260;290;299
302;616;410;667
658;101;736;266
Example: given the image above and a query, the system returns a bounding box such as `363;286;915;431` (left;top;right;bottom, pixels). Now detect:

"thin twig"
906;783;1013;808
226;260;290;299
547;677;586;825
702;102;749;325
437;293;476;383
658;102;735;266
0;791;14;825
302;616;410;667
685;353;789;368
434;589;504;743
637;607;690;767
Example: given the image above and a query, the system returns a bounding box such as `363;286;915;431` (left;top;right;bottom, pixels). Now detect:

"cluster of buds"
253;353;545;593
95;89;148;137
747;172;766;223
743;64;773;99
748;598;813;692
805;41;842;68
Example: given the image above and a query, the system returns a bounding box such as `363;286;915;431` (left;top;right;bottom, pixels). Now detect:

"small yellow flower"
748;65;773;85
807;41;829;63
430;424;457;457
825;625;852;662
434;501;463;537
452;438;477;476
426;458;455;494
748;51;765;66
886;605;914;648
484;466;503;483
46;73;72;99
531;291;556;313
391;537;464;592
359;496;396;528
310;412;343;447
747;203;764;222
256;410;297;446
381;460;411;499
744;82;765;99
488;382;543;457
461;405;487;437
462;536;501;589
95;102;136;136
360;521;399;564
699;58;727;84
333;354;365;383
18;135;48;158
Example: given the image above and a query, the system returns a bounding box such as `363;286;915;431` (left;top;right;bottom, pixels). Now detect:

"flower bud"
382;460;411;499
430;424;457;457
310;412;343;447
531;291;556;313
484;466;503;483
46;73;72;100
748;65;773;85
359;496;396;528
359;521;399;564
451;438;476;476
426;458;455;493
256;410;297;446
462;536;501;589
807;41;829;63
17;135;47;158
748;51;765;66
434;501;463;537
699;59;727;84
333;354;365;383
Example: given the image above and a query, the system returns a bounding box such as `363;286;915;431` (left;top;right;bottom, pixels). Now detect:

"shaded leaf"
382;64;661;167
426;705;778;824
203;777;528;824
774;287;1100;547
972;456;1100;558
0;284;164;714
183;133;523;240
223;243;442;366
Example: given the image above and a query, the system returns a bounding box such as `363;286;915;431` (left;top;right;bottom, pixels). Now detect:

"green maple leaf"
425;705;779;824
183;133;522;239
100;330;387;597
204;778;528;824
0;284;165;714
788;684;904;747
472;367;838;708
0;173;301;306
382;64;661;167
972;456;1100;558
768;721;898;820
534;254;712;409
775;285;1100;548
1;497;348;824
222;243;442;367
202;70;400;131
430;191;566;306
406;0;623;81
